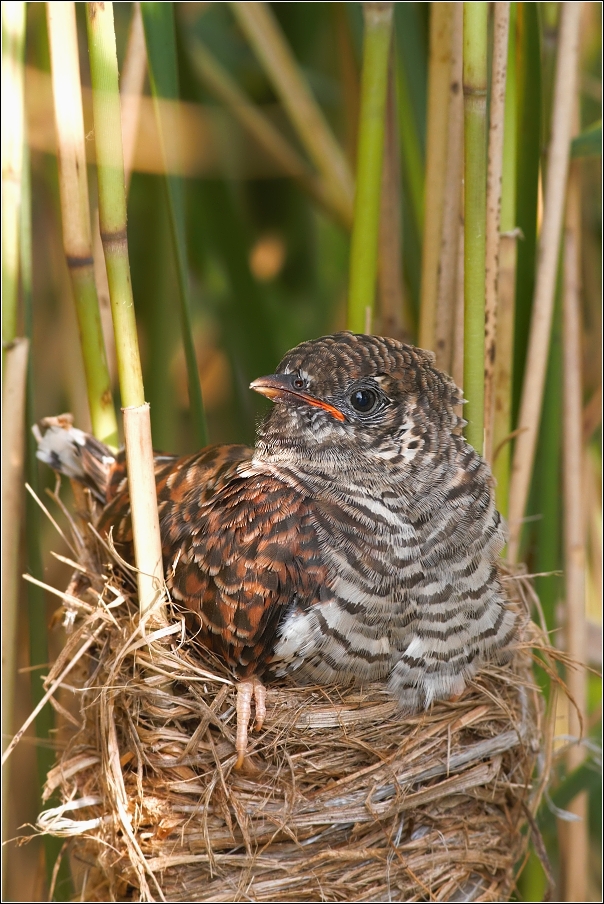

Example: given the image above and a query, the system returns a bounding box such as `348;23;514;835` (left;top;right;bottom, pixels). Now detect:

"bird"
35;331;517;767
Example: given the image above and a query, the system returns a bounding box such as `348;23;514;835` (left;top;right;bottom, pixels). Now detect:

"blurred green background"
2;2;601;900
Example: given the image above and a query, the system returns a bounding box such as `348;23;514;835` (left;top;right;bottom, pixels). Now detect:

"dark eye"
350;388;379;413
292;375;306;389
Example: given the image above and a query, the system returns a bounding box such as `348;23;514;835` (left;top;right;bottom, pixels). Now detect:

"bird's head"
250;332;465;471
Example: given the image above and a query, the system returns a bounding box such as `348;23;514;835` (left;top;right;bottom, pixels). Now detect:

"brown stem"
419;2;454;352
377;45;405;339
507;3;582;560
483;2;510;463
561;153;588;904
434;2;464;373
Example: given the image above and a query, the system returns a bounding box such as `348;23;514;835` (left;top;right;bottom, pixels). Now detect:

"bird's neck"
252;438;437;502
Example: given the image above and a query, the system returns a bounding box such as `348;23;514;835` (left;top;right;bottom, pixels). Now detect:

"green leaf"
571;120;602;158
540;759;602;839
140;1;208;447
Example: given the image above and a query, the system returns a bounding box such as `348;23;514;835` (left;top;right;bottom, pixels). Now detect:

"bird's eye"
292;375;306;389
350;388;379;414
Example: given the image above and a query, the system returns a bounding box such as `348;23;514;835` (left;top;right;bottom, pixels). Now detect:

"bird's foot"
234;677;267;770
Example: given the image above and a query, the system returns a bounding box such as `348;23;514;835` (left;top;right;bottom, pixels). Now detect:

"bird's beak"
249;374;346;422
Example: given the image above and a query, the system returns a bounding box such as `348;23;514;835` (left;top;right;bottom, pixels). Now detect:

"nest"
35;486;554;903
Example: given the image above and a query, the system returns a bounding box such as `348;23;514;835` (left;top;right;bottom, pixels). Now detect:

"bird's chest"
270;481;417;684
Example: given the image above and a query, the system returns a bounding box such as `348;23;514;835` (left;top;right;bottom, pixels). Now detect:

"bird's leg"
235;676;267;769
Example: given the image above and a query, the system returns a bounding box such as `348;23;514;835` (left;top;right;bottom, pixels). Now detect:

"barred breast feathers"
265;423;516;709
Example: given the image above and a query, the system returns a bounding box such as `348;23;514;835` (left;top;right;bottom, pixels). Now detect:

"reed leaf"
140;1;207;447
571;120;602;158
512;2;541;422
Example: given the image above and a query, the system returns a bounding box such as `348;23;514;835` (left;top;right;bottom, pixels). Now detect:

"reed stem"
347;2;394;334
86;1;164;616
419;2;453;352
492;3;518;519
483;2;510;464
21;138;69;894
434;1;464;373
230;1;354;227
462;2;488;454
93;2;146;391
1;1;25;354
1;10;26;865
2;337;29;758
378;51;404;338
47;2;118;447
507;2;582;561
121;2;146;194
561;156;588;904
451;205;465;392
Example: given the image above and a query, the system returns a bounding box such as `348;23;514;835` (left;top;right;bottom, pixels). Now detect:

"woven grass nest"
35;487;555;903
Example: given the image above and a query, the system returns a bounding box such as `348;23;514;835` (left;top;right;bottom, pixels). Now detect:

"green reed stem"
87;2;144;409
1;11;26;835
462;1;488;454
1;1;25;354
87;1;164;616
347;2;393;334
47;2;118;446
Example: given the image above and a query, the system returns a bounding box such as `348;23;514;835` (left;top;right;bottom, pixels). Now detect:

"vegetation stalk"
47;2;118;447
419;2;453;352
492;1;518;519
434;1;463;374
507;2;582;561
462;2;488;453
561;158;588;904
86;1;164;616
483;2;510;464
347;2;394;333
1;1;25;356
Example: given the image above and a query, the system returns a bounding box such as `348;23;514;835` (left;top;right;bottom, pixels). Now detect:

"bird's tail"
33;414;116;504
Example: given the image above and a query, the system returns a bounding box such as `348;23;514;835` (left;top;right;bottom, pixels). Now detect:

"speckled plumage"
37;332;516;720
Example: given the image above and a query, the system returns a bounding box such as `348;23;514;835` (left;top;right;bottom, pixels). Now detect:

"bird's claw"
235;677;266;770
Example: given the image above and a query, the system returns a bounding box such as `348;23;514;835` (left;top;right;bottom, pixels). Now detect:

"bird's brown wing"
97;444;326;678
